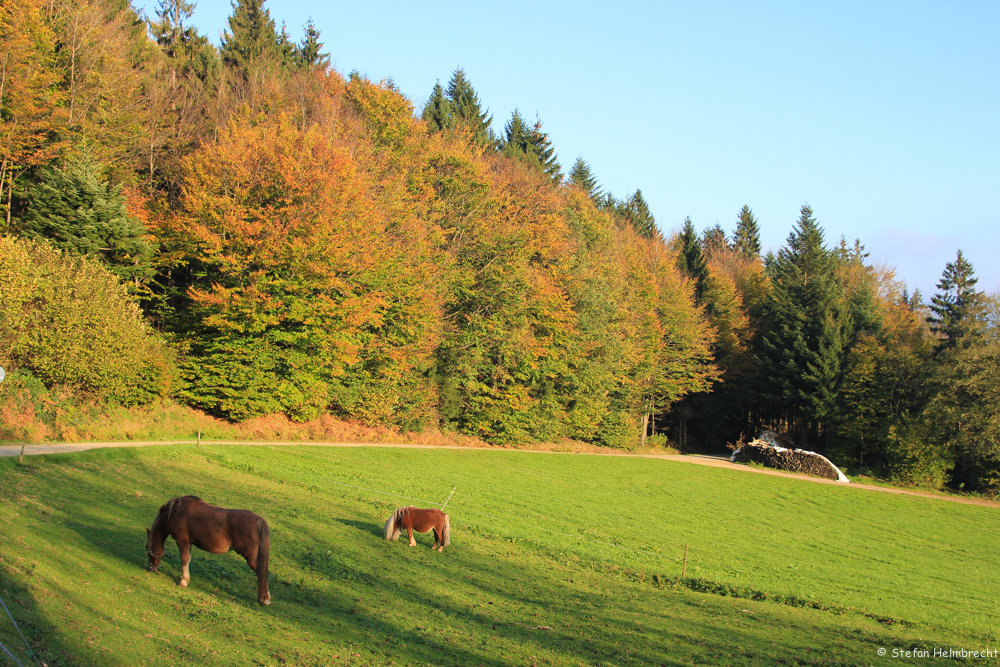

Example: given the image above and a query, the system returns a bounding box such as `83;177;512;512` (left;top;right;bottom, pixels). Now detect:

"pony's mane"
155;495;201;529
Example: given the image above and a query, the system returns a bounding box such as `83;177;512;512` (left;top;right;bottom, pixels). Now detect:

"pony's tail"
256;518;271;605
384;510;400;541
442;513;451;547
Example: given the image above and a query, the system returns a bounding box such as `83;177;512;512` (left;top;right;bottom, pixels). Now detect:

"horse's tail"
384;509;400;541
256;518;271;605
442;513;451;547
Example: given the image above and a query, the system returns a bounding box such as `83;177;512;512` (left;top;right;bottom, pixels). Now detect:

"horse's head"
145;527;164;571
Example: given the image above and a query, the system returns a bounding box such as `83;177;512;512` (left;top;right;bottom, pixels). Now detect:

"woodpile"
731;439;843;481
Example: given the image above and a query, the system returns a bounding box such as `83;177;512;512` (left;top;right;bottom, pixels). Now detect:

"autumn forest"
2;0;998;492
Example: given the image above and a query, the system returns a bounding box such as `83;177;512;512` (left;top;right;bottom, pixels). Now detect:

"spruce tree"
149;0;218;80
761;205;852;445
927;250;985;352
18;154;156;283
295;18;330;70
421;82;454;132
569;157;601;201
500;110;559;181
624;189;656;239
500;109;531;156
149;0;196;59
733;205;761;257
675;217;708;302
444;68;493;145
219;0;282;75
526;118;560;182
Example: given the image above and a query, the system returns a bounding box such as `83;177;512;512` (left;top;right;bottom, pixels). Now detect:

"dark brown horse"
145;496;271;605
384;506;450;551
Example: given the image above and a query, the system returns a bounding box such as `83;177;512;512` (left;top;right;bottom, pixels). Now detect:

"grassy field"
0;444;996;666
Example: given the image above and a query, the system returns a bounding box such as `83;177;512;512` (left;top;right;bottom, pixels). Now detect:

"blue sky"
141;0;999;298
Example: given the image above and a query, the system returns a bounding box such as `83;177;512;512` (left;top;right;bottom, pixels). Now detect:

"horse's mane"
153;495;202;531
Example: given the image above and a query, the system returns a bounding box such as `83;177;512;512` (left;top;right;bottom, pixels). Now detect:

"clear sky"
140;0;999;298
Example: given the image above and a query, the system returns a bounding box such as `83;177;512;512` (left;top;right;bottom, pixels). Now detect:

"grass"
0;444;997;666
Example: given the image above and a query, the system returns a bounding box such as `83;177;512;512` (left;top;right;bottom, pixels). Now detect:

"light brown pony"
384;506;450;551
145;496;271;605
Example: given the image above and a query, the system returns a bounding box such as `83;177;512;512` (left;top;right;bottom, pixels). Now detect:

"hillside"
0;446;995;665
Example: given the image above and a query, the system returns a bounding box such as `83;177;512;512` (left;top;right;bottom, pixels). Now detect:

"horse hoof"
261;599;271;606
179;580;188;587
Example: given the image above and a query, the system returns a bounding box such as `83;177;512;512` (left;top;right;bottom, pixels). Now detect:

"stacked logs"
731;440;841;481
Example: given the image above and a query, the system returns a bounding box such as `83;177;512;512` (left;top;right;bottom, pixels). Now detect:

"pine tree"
569;157;601;201
761;205;852;445
675;217;708;302
526;118;560;182
444;68;493;145
149;0;196;60
295;18;330;70
500;108;530;154
219;0;282;75
500;110;560;181
733;205;761;257
276;22;297;67
927;250;985;352
18;153;156;283
421;81;454;132
624;189;656;239
149;0;218;80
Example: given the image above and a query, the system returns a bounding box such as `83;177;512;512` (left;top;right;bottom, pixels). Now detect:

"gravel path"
2;440;996;508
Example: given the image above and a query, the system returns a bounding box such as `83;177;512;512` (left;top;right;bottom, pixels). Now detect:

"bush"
0;235;175;404
885;420;951;488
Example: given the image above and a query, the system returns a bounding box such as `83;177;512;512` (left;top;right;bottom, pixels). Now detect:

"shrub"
0;235;175;403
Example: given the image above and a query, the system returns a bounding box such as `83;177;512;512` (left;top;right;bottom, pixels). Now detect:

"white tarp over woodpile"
730;433;850;483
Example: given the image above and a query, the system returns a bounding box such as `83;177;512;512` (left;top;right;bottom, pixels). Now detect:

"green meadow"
0;444;996;666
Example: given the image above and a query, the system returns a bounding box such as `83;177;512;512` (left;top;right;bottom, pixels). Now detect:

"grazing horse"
145;496;271;605
384;506;450;551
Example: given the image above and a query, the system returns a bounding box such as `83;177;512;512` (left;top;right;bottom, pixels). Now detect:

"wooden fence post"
197;430;201;447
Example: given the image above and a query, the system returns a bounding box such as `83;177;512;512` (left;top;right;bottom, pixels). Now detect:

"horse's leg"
178;541;191;587
407;524;416;547
241;545;258;573
433;527;442;551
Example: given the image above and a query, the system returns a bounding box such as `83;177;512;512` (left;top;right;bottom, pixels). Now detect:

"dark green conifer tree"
569;157;601;201
623;189;656;239
761;205;852;446
18;154;156;283
295;18;330;70
500;109;530;154
444;68;493;145
219;0;283;75
675;216;708;302
149;0;219;81
526;118;560;182
927;250;985;352
733;205;761;257
500;110;560;181
421;82;454;132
